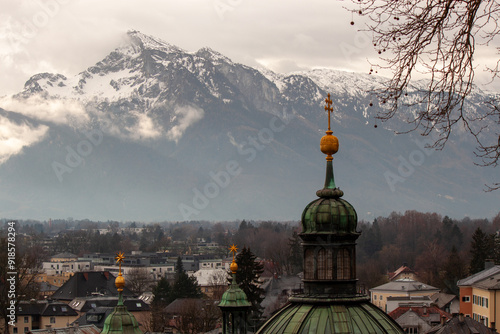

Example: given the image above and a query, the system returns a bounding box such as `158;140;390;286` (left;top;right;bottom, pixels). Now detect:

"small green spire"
117;289;124;306
324;160;336;189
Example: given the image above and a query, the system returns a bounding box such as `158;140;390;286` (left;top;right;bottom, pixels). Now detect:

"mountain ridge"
0;30;498;222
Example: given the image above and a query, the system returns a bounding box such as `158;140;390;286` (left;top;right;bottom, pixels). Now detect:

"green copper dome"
219;274;251;308
301;160;357;235
101;300;143;334
256;296;403;334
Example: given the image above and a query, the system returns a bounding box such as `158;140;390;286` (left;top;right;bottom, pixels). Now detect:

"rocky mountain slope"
0;30;497;222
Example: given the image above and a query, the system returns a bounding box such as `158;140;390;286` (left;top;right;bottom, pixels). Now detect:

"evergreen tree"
469;227;495;274
151;277;172;332
364;219;382;254
171;256;202;301
442;246;466;295
152;276;172;306
235;247;265;318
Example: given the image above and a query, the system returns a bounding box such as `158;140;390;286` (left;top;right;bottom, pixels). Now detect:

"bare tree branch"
352;0;500;189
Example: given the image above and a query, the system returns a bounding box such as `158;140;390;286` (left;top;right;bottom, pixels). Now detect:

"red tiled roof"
388;266;417;281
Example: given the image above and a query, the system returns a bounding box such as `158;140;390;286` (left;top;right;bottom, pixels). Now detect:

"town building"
457;266;500;328
388;305;452;333
385;296;433;314
9;301;78;334
191;267;227;299
49;253;79;263
430;292;460;315
388;264;420;281
426;313;497;334
34;272;73;288
51;271;134;302
457;265;500;328
370;279;440;312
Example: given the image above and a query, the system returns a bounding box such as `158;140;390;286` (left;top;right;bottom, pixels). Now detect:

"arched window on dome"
336;249;351;280
317;248;333;280
304;248;314;280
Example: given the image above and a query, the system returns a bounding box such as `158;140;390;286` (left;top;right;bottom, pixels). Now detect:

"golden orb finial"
321;93;339;161
229;244;238;274
115;251;125;291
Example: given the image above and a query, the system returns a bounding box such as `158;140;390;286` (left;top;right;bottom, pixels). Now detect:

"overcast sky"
1;0;499;96
0;0;386;96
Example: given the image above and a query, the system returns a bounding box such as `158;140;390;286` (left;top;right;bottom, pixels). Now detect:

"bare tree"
207;269;228;300
126;267;153;296
0;236;42;334
174;300;221;334
351;0;500;189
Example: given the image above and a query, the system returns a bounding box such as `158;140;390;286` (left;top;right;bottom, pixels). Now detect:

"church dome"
219;276;251;308
301;131;357;235
301;193;357;235
256;296;403;334
101;304;143;334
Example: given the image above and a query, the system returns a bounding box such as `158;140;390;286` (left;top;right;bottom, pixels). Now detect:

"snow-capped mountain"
0;30;498;222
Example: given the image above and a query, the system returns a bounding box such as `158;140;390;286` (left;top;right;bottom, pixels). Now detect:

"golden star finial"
115;251;125;264
229;244;238;255
229;244;239;274
114;251;126;292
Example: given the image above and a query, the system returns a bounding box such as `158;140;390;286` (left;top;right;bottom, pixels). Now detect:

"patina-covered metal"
257;297;403;334
100;299;143;334
219;274;251;308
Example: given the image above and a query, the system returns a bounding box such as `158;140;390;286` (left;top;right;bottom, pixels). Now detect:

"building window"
406;327;418;334
50;317;56;324
317;248;333;280
380;295;383;300
486;298;489;308
24;317;29;323
336;249;350;280
24;328;29;333
462;296;470;302
13;328;18;334
304;249;314;280
374;295;377;300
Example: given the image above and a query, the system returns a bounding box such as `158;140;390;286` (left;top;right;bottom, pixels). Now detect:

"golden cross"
324;93;333;131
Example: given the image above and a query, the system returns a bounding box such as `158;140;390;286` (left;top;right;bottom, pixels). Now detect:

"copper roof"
257;298;403;334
